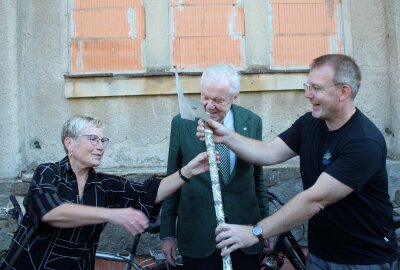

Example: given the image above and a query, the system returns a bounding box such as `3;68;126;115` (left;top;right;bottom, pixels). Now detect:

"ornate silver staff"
174;71;233;270
204;127;233;270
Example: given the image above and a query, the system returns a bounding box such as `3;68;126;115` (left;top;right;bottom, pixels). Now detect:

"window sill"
64;71;308;98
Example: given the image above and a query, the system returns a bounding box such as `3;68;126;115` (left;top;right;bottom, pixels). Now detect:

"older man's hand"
162;238;178;267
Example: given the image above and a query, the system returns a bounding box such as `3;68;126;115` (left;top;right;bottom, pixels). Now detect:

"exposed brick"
71;39;144;72
173;36;242;69
172;1;244;69
273;35;331;66
74;0;142;9
271;0;343;67
272;0;329;4
71;0;145;73
173;5;244;37
272;3;336;34
170;0;236;5
72;7;145;39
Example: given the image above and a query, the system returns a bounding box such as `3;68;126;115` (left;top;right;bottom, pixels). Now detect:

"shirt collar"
222;109;234;131
59;155;97;182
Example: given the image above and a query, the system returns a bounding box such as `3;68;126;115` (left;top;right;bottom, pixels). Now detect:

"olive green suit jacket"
160;105;269;258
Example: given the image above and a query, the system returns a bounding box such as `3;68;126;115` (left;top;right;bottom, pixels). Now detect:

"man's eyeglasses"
77;134;109;147
303;83;343;94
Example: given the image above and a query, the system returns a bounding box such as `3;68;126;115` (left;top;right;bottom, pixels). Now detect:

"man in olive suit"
160;64;269;270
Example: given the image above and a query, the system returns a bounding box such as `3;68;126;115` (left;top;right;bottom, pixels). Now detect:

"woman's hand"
109;208;149;236
181;151;218;179
156;152;217;203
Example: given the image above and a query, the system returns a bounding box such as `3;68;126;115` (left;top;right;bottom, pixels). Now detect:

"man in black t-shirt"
197;54;398;269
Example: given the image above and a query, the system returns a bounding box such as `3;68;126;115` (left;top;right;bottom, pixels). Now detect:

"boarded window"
68;0;345;74
70;0;145;73
271;0;344;68
170;0;245;69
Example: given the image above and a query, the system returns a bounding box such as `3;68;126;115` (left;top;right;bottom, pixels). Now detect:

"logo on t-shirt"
322;150;332;165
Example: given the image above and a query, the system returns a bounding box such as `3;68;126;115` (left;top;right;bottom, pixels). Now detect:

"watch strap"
179;169;190;182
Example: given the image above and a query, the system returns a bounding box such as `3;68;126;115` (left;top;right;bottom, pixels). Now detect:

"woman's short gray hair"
200;64;240;96
61;115;104;153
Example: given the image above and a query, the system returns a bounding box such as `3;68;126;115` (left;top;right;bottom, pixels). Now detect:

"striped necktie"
215;143;230;184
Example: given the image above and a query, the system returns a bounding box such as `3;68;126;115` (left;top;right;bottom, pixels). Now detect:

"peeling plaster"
240;33;245;67
77;40;83;72
141;40;145;68
335;4;344;53
170;5;176;68
229;6;240;40
127;8;137;39
330;35;338;53
70;13;75;38
177;0;184;12
326;0;335;17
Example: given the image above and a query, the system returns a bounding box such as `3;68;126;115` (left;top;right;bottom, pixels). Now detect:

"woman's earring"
68;152;72;158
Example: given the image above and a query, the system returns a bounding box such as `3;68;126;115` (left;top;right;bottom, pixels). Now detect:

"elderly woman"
0;115;211;270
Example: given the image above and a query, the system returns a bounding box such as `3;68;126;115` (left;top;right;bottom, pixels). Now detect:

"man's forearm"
258;190;325;240
224;131;268;165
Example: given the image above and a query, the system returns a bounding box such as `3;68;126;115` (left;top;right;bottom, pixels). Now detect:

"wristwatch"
252;224;264;243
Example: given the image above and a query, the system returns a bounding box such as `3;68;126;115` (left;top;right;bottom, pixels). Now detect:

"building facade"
0;0;399;202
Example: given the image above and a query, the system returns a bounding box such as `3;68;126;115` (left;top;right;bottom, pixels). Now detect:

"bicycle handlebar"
146;216;160;234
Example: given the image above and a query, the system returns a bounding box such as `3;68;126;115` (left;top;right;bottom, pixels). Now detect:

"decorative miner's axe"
174;71;233;270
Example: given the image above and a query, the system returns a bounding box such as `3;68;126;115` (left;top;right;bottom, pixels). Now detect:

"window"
70;0;145;73
170;0;245;69
66;0;347;97
271;0;344;68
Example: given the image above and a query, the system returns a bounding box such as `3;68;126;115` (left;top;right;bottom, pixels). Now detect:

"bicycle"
262;192;400;270
0;193;310;270
1;195;179;270
94;216;183;270
2;194;399;270
260;191;307;270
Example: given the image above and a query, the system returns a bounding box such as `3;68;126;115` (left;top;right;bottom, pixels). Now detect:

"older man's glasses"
77;134;109;147
303;83;343;94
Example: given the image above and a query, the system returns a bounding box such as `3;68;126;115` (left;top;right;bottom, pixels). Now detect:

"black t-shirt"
279;109;397;264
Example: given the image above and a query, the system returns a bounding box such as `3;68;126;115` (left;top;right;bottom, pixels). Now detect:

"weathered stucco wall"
349;0;391;140
387;0;400;159
0;0;22;179
0;0;399;256
0;0;398;181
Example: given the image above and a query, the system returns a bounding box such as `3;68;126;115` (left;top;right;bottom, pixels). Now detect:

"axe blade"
175;70;210;121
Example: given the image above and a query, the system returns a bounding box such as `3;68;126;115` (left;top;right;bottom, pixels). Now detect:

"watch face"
252;226;262;236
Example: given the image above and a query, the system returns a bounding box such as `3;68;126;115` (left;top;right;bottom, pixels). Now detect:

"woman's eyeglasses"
77;134;109;147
